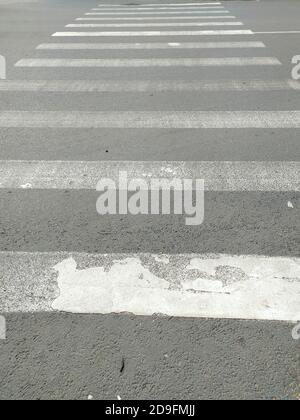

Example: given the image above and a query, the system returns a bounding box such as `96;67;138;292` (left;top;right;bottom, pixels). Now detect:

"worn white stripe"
51;30;253;36
254;31;300;34
86;11;230;15
0;161;298;191
1;251;299;322
77;15;236;20
36;41;265;50
66;22;243;28
0;111;299;128
15;57;281;68
95;3;222;7
91;6;225;11
3;79;298;93
97;3;223;5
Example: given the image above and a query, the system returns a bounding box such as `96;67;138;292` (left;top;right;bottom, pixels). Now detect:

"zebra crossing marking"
4;79;299;93
65;22;244;28
85;11;231;15
0;251;299;322
76;15;236;20
1;111;299;128
0;160;298;191
15;57;281;68
36;41;265;50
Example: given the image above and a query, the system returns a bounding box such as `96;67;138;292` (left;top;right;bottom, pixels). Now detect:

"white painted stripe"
77;15;236;20
1;251;299;322
97;3;223;5
15;57;281;68
0;161;298;191
52;30;253;37
0;111;299;128
92;5;224;8
254;31;300;34
91;6;225;10
5;79;297;93
85;11;230;15
66;22;244;28
96;3;223;6
36;41;266;50
93;4;224;7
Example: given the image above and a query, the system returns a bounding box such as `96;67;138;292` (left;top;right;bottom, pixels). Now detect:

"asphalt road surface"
0;0;299;401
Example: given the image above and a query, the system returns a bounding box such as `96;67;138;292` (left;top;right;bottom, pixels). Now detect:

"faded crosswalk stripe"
96;2;223;5
66;22;244;28
76;15;236;20
2;80;299;92
15;57;280;67
0;160;298;191
36;41;265;50
52;30;253;36
91;7;225;11
1;252;299;322
1;111;300;128
85;11;231;15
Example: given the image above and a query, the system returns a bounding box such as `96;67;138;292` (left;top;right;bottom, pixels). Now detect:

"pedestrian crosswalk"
51;30;254;36
0;160;298;190
76;15;236;20
1;79;298;92
36;41;266;50
15;57;282;67
0;1;299;323
86;10;229;15
66;22;244;27
1;110;300;128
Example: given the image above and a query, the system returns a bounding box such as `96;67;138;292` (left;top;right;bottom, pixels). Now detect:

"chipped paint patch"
154;255;170;264
20;183;32;189
52;254;300;322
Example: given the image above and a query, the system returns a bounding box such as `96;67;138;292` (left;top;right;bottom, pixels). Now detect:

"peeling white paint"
20;183;32;189
52;255;300;322
0;160;299;191
154;256;170;264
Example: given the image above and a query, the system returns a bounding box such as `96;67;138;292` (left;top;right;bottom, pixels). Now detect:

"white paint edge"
0;160;299;191
0;251;299;322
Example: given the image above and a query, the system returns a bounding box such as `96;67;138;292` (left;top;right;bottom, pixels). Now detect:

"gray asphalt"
0;0;299;400
0;191;299;255
0;313;299;400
